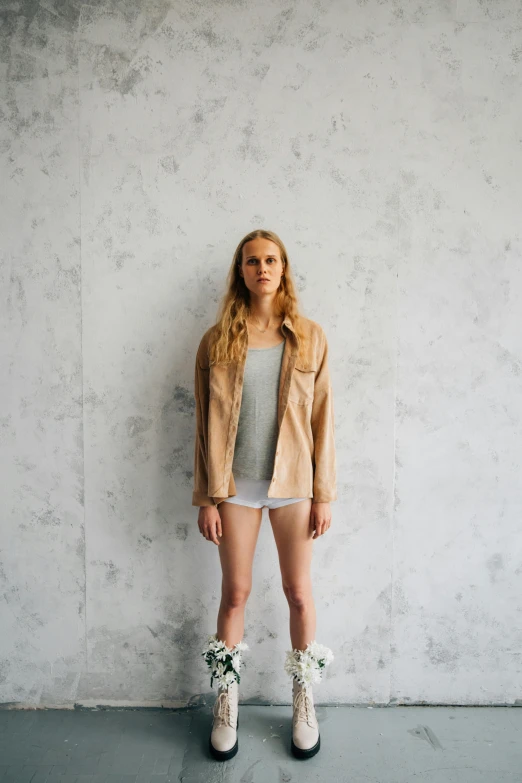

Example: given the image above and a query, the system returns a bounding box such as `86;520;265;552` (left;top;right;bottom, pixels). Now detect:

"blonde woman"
194;229;336;760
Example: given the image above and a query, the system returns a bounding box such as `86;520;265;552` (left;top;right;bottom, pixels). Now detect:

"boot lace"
293;686;316;728
213;689;233;728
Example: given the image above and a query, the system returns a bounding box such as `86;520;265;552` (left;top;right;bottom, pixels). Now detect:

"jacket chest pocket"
288;365;315;405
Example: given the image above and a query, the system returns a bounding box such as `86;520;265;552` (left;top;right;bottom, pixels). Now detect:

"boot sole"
209;714;239;761
291;731;320;759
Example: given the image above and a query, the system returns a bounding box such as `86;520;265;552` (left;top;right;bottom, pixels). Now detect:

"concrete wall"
1;0;521;708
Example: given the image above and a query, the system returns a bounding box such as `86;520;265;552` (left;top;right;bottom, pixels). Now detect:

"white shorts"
222;477;309;509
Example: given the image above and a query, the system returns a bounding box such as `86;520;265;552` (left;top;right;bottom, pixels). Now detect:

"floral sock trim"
201;633;249;689
284;640;334;686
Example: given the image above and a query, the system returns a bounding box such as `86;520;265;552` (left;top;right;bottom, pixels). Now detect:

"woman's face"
239;238;284;298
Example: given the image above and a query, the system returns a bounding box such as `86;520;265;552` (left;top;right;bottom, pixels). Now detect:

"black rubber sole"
209;714;239;761
291;731;320;759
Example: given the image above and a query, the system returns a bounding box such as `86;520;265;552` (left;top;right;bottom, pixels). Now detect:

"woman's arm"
310;327;337;503
192;337;216;507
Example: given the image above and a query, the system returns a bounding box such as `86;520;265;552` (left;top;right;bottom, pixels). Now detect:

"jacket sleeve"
192;337;217;507
310;327;337;503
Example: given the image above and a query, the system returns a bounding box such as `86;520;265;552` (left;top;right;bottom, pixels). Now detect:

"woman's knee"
283;582;313;609
222;583;251;610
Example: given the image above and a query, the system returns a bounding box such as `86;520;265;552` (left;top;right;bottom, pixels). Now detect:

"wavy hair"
208;229;309;367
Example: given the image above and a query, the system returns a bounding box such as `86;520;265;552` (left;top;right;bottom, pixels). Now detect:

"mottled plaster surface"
1;0;521;708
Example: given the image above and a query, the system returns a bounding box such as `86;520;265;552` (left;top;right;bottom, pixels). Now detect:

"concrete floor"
0;704;520;783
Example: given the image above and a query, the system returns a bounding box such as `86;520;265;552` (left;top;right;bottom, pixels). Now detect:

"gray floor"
0;704;520;783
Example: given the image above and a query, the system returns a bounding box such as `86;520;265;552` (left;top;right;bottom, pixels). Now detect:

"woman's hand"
310;502;331;538
198;506;223;545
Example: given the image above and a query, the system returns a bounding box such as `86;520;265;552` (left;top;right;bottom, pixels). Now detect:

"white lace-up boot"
209;679;239;760
291;677;320;758
201;633;249;761
284;639;334;759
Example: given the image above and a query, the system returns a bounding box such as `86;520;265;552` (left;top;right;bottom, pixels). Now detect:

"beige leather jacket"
192;314;337;507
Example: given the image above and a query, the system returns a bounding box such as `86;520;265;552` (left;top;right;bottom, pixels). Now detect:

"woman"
193;229;337;761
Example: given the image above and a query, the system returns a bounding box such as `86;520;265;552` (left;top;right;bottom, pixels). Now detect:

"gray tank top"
232;338;286;480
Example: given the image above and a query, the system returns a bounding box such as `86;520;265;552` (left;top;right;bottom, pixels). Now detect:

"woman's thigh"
217;501;263;590
268;499;314;588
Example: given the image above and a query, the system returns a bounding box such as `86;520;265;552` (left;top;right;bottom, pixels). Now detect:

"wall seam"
389;195;400;705
76;12;88;679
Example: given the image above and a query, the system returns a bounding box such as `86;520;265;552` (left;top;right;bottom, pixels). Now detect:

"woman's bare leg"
216;501;263;647
268;499;315;649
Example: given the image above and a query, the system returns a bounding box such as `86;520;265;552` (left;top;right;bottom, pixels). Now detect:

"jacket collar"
281;313;297;336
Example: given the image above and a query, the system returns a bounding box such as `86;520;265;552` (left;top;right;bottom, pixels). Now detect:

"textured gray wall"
1;0;521;708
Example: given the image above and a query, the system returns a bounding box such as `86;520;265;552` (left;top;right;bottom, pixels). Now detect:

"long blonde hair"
208;229;308;366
